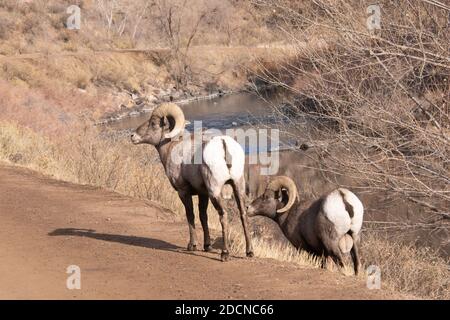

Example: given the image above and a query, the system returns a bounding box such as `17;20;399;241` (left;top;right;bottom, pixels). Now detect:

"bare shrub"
248;0;449;299
253;0;449;233
151;0;214;89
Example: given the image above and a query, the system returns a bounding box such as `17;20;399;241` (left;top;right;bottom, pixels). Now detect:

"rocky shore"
95;88;233;126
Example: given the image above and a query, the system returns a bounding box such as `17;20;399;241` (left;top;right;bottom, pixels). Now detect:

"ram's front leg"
178;191;197;251
231;178;254;257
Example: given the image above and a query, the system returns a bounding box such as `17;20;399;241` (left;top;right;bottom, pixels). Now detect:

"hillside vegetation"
0;0;284;133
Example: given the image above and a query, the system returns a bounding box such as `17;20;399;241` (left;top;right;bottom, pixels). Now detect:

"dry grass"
0;79;115;135
226;224;322;268
362;232;449;299
0;121;184;216
0;0;282;94
0;121;64;175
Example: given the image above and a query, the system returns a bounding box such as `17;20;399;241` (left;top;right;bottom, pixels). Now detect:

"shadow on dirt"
48;228;223;262
48;228;180;250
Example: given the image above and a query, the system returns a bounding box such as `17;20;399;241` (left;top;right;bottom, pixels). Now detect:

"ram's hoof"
221;251;230;262
246;251;254;258
204;244;213;252
187;243;197;251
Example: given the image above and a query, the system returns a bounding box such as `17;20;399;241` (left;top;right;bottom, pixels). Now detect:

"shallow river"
106;92;300;154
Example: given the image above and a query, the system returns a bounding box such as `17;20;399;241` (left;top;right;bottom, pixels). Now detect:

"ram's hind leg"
231;178;254;257
178;191;197;251
209;195;230;262
324;240;345;271
318;214;345;271
350;232;361;275
198;194;212;252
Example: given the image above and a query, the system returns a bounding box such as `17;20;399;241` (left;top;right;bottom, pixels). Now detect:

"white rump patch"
322;188;364;236
203;136;245;180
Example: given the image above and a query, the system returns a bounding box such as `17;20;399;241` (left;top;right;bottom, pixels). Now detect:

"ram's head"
247;176;298;219
131;103;185;145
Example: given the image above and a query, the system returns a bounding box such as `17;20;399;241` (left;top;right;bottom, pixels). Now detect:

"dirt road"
0;165;402;299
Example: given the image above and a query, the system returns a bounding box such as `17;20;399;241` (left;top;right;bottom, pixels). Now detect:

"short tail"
222;139;233;169
338;189;354;218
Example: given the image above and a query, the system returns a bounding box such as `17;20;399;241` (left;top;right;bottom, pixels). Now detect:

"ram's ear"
160;116;172;132
280;189;289;205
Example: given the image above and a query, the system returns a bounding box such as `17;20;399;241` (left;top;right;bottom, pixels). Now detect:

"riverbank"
95;88;235;126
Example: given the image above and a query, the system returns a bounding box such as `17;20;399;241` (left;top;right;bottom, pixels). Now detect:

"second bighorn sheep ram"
131;103;253;261
247;176;363;274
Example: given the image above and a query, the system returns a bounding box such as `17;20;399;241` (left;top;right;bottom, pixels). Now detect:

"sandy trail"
0;165;401;299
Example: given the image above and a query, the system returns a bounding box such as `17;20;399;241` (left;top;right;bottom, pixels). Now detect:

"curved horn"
152;103;185;139
267;176;298;213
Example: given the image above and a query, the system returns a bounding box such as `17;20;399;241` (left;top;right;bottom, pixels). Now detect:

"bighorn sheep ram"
247;176;363;274
131;103;253;261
